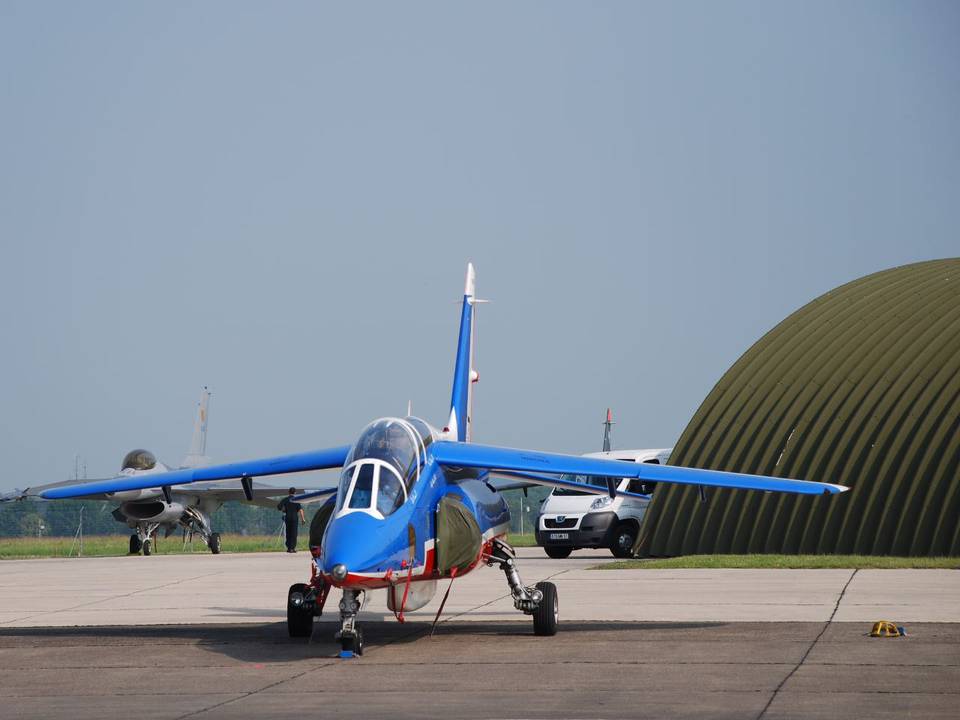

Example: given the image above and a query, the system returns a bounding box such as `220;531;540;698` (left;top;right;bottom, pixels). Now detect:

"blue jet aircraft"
43;264;848;657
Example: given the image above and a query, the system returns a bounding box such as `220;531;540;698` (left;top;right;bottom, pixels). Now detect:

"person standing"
278;488;305;553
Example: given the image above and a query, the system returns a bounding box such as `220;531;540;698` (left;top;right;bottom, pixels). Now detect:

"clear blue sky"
1;2;957;490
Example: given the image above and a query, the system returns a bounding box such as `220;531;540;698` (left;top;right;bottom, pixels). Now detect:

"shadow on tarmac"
0;619;724;664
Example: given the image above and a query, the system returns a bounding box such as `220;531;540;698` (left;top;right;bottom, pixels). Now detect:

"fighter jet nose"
331;563;348;582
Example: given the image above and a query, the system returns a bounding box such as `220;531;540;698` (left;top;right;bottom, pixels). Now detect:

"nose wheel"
340;628;364;657
335;589;365;658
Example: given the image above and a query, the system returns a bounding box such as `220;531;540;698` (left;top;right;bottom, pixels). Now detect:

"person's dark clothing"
278;497;302;552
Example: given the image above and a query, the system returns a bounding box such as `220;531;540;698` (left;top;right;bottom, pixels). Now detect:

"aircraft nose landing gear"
488;538;558;636
335;589;365;657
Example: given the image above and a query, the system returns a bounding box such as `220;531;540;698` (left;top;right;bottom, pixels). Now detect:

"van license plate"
549;533;569;540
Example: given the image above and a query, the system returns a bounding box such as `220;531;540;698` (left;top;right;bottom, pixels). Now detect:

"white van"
535;448;672;558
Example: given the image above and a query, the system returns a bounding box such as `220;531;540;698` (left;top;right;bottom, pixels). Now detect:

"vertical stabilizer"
602;408;614;452
181;387;211;468
447;263;477;442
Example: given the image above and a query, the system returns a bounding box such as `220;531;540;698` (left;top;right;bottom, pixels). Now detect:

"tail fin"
602;408;614;452
181;387;211;468
447;263;478;442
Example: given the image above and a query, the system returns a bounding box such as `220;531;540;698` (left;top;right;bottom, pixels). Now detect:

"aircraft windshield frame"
336;460;407;519
344;417;430;489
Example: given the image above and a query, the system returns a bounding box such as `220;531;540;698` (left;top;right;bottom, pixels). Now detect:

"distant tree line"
0;487;552;539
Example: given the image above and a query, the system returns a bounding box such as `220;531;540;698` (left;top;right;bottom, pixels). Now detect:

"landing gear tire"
208;532;222;555
142;539;152;556
287;583;314;638
129;535;142;555
610;523;636;559
340;629;363;656
544;545;572;559
532;581;558;636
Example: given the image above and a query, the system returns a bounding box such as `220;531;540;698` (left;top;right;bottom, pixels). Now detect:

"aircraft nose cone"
331;563;348;582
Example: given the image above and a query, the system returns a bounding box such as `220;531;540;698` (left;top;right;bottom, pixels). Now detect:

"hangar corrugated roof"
638;258;960;557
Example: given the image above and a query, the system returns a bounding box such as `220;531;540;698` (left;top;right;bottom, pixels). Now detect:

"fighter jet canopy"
343;417;435;485
121;449;156;471
336;418;438;519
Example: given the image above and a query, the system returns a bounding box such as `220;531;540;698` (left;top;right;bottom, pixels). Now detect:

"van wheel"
610;523;636;558
544;545;572;559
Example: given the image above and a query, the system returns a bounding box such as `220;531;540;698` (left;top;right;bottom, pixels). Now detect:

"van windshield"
553;474;620;496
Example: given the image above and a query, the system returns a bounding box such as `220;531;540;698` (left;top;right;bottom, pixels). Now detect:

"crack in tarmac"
756;568;859;720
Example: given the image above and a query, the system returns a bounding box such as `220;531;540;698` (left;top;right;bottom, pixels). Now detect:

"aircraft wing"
291;488;339;504
1;479;117;502
486;470;570;493
39;445;351;500
430;442;849;496
175;483;327;502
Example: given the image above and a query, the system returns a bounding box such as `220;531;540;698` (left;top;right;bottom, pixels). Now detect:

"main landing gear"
488;538;558;636
286;571;334;643
180;508;221;554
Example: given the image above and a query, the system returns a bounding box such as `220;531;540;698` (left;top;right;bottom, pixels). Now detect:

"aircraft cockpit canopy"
343;417;435;487
121;449;157;471
337;417;437;518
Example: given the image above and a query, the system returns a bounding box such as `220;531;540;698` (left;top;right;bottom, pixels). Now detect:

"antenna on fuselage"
407;400;412;417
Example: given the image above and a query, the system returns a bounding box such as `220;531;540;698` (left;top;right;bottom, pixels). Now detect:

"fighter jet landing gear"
287;583;316;638
287;573;332;640
132;523;160;556
335;589;365;657
178;508;221;554
207;532;222;554
488;538;558;636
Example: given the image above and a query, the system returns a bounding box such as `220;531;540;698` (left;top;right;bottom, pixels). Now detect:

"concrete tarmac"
0;549;957;719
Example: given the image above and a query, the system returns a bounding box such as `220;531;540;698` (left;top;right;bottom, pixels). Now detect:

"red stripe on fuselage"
319;530;508;590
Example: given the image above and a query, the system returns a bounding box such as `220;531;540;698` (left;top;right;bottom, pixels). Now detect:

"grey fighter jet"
2;388;307;555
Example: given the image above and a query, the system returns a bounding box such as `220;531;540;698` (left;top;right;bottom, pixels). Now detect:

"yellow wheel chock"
869;620;903;637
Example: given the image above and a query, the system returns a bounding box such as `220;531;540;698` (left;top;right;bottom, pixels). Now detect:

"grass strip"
0;532;540;559
596;554;960;570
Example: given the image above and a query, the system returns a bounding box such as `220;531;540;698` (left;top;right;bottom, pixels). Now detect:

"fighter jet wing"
39;445;351;500
486;471;563;493
1;478;117;502
173;483;326;502
431;442;849;496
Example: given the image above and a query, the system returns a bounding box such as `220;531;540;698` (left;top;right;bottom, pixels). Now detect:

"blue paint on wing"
41;445;351;499
430;442;849;496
